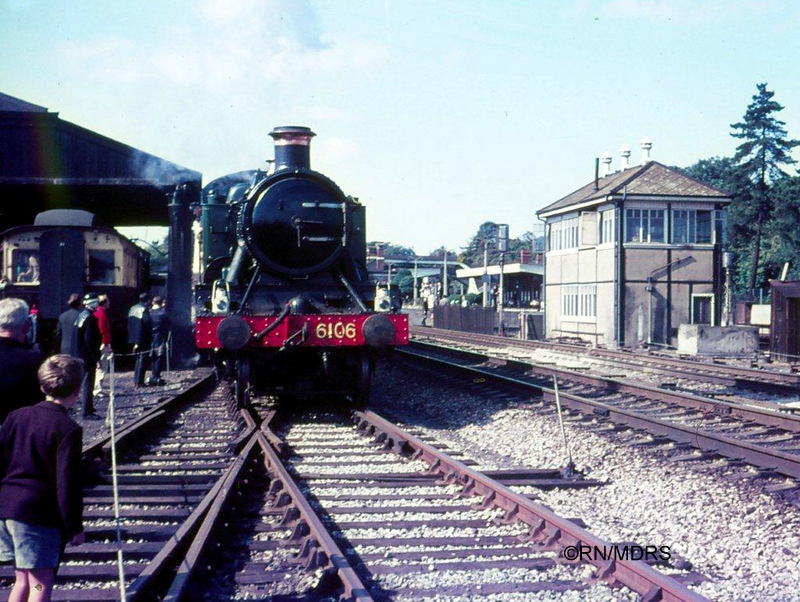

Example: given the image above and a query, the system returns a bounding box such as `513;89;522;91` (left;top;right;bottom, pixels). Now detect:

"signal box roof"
538;161;730;219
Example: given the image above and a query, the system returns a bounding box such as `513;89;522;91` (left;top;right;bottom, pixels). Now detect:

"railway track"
0;365;731;600
0;370;245;601
411;326;800;396
397;340;800;483
171;406;708;601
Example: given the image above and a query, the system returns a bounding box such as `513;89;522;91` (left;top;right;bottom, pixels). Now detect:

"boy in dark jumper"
0;355;86;602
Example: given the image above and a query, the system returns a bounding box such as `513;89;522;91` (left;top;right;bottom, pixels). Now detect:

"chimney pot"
620;144;631;170
601;151;612;177
640;136;652;163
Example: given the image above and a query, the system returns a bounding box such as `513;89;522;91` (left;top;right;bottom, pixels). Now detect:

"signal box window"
12;250;39;284
599;210;614;244
672;209;713;244
89;250;116;284
625;209;664;243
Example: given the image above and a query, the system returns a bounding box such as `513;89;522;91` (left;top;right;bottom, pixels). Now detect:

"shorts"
0;519;62;569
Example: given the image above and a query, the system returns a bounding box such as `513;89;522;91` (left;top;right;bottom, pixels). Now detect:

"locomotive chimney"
269;126;316;171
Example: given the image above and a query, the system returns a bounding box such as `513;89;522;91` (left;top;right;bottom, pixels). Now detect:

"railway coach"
0;209;149;350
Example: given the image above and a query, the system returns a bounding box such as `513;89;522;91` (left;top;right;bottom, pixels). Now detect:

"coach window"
88;250;116;284
12;250;39;284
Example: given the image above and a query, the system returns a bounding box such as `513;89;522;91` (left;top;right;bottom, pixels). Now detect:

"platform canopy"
0;91;201;231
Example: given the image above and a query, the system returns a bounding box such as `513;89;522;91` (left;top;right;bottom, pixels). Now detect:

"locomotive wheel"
235;355;251;408
350;351;373;410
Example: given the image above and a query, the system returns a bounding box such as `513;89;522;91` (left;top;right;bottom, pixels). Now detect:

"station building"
455;256;543;308
537;143;731;348
0;90;201;364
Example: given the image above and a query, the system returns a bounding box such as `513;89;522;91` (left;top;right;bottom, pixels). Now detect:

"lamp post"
443;249;449;301
723;251;734;326
497;224;509;336
413;257;419;306
482;240;490;308
386;264;395;291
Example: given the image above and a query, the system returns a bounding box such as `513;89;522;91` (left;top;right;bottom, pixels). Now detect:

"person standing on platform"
73;293;102;419
0;355;86;601
0;298;45;425
147;296;171;386
55;294;82;356
92;295;112;397
127;293;152;387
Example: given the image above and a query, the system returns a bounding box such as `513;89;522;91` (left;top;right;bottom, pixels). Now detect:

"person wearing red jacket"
92;295;112;397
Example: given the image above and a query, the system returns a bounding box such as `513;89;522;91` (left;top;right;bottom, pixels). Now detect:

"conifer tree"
730;83;799;295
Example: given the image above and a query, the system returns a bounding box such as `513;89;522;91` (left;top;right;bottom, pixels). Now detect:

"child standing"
0;355;86;602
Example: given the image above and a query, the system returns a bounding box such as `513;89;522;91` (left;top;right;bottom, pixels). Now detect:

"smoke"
54;0;386;179
128;149;199;185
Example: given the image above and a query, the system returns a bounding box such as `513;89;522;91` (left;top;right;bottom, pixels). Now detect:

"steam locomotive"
194;126;408;407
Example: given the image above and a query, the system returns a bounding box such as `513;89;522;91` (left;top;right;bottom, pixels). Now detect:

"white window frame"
625;209;665;244
562;284;596;318
548;216;579;251
690;293;715;326
599;210;615;244
672;209;714;244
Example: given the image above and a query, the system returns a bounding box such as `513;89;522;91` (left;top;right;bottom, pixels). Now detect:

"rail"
354;410;708;602
398;344;800;480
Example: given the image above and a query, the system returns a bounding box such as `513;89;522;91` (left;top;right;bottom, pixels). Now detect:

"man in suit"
73;293;102;419
55;293;82;355
0;298;45;424
147;297;171;386
127;293;152;387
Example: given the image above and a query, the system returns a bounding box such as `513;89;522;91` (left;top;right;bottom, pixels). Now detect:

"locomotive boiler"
194;126;408;407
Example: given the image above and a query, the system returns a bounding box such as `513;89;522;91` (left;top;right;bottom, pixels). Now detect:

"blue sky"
3;0;800;254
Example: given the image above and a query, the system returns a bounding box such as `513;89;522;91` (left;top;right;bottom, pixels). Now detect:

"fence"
431;306;545;340
432;306;496;335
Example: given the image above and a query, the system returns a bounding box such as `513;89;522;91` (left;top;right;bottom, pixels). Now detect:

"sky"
3;0;800;255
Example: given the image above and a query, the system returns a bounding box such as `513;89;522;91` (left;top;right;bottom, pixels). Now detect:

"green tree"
391;268;414;298
459;222;532;267
681;157;753;293
730;83;800;295
383;244;416;257
769;174;800;282
132;234;169;274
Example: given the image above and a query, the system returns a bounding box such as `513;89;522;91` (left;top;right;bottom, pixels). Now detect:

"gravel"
280;415;640;600
69;368;207;441
373;359;800;601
